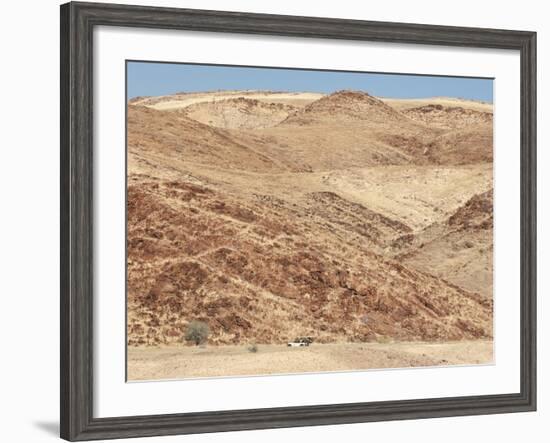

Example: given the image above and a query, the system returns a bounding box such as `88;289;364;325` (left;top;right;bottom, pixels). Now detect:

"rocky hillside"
403;104;493;130
127;89;494;347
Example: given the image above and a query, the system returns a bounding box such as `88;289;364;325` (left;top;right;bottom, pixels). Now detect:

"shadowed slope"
128;105;288;173
392;190;493;297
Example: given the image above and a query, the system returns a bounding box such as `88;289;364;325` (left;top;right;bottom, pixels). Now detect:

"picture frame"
60;1;536;441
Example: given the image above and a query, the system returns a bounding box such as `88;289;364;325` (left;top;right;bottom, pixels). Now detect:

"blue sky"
127;61;493;102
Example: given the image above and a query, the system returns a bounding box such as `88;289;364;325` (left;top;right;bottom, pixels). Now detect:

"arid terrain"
127;89;494;379
128;340;493;380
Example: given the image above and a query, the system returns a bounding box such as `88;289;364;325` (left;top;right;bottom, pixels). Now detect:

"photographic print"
126;61;494;381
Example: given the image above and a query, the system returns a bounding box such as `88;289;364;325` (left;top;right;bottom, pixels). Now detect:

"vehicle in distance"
287;337;314;347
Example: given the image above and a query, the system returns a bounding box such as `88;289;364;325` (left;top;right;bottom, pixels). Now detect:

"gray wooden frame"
60;1;537;440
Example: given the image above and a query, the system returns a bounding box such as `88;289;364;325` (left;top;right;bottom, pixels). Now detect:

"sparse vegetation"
184;320;210;346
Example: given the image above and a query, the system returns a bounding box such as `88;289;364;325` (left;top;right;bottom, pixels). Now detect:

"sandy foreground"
127;340;493;381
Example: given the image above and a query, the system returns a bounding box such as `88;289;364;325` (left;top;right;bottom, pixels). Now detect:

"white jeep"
287;337;313;347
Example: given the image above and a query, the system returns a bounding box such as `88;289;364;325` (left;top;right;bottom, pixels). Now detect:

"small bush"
247;343;258;353
184;320;210;346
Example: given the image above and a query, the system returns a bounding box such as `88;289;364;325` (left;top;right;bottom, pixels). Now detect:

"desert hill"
280;90;412;125
131;90;323;110
403;104;493;130
128;105;291;173
127;89;494;347
425;126;493;165
382;96;493;113
181;97;296;130
263;90;491;169
133;90;493;114
391;190;493;297
132;90;493;167
400;104;493;164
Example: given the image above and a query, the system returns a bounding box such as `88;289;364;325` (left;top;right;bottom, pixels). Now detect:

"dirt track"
127;340;493;381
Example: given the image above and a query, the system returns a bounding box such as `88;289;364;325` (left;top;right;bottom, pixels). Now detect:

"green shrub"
184;320;210;346
247;343;258;353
